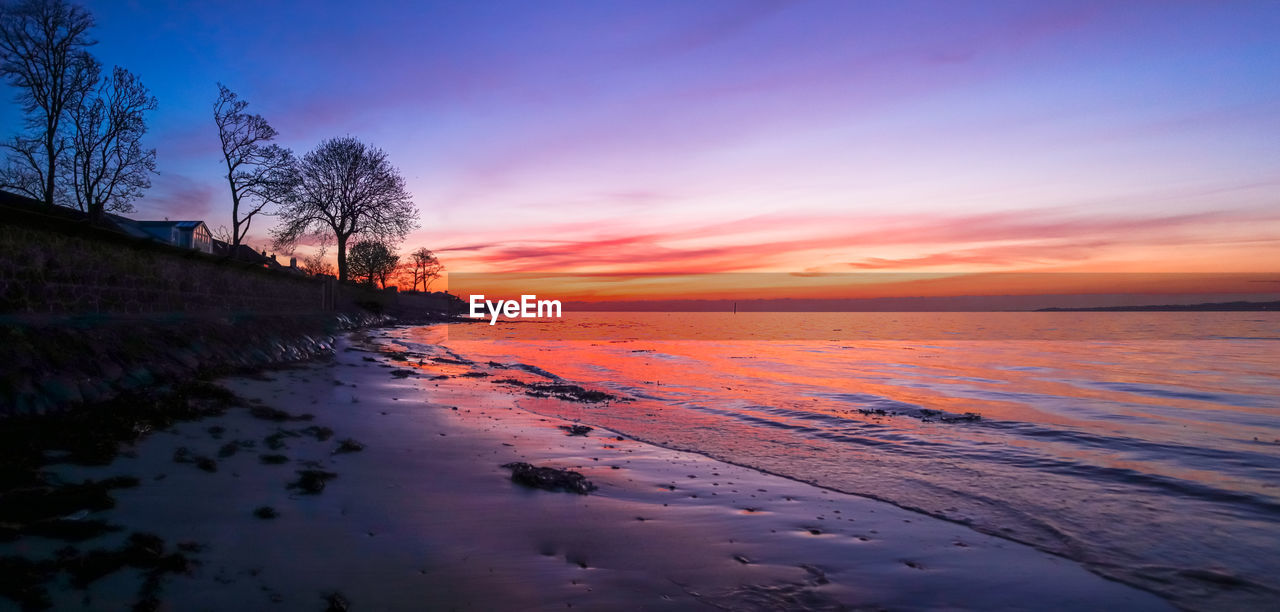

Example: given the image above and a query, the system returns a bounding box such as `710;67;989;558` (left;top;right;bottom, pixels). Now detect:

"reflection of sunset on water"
402;312;1280;605
446;272;1280;310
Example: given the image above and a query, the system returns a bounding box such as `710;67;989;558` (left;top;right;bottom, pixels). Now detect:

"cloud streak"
69;1;1280;281
436;207;1280;274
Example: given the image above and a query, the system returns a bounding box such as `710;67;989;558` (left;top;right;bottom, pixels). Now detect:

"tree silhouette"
271;136;417;281
407;247;444;291
214;83;295;246
300;240;336;277
0;0;97;206
347;240;399;288
67;64;156;221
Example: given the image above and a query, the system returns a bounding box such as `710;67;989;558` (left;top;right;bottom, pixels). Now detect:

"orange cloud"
435;207;1280;276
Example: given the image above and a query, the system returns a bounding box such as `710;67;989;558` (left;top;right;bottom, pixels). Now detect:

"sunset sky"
4;1;1279;282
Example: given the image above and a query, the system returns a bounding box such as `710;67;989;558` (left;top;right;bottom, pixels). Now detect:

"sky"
3;0;1280;286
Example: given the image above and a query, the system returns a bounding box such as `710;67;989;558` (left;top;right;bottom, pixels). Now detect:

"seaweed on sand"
0;383;236;609
248;404;314;422
333;438;364;454
289;470;338;494
501;462;597;495
492;379;622;403
0;532;198;611
253;506;279;519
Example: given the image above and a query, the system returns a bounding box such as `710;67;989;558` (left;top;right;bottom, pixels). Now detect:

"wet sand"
12;330;1172;610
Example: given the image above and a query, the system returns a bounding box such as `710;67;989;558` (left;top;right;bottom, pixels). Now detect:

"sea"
402;312;1280;608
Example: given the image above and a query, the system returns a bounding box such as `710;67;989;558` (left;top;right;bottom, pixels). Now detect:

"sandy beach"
4;1;1278;608
0;327;1174;611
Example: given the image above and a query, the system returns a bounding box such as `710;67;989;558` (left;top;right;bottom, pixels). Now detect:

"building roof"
211;239;274;265
2;190;306;274
134;220;207;230
0;190;211;247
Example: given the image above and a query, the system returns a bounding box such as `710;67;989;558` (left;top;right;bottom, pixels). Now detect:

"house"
210;240;308;275
0;192;214;253
0;190;309;273
211;239;274;265
125;220;213;254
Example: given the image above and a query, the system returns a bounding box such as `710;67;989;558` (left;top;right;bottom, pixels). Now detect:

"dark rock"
259;454;289;465
289;470;337;494
558;425;593;436
501;462;596;495
253;506;278;520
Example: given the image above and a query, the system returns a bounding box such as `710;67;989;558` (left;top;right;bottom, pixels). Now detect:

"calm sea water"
404;312;1280;608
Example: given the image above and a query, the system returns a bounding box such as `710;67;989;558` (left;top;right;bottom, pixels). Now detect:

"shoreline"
0;328;1171;610
0;311;392;415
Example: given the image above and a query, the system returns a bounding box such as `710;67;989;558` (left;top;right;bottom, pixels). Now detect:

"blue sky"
3;0;1279;273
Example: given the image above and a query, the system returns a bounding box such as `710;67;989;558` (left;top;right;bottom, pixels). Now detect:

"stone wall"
0;208;328;316
0;311;387;415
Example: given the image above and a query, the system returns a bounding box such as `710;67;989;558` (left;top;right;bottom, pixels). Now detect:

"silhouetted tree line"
213;85;422;282
2;1;434;284
342;243;444;291
0;0;156;222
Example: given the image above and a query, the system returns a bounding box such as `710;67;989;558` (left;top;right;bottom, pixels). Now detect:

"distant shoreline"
1035;300;1280;312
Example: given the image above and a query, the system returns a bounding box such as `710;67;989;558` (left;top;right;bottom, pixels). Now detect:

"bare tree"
66;63;156;221
300;241;336;277
210;224;232;244
407;247;443;291
272;136;418;282
214;83;295;246
347;240;399;288
0;0;96;206
0;137;44;197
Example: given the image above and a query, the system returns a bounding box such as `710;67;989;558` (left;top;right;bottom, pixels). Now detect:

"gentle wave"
408;311;1280;609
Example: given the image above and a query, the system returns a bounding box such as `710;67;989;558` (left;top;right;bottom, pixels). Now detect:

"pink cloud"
434;207;1280;274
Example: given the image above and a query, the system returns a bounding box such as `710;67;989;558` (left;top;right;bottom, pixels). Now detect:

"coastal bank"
0;193;463;414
